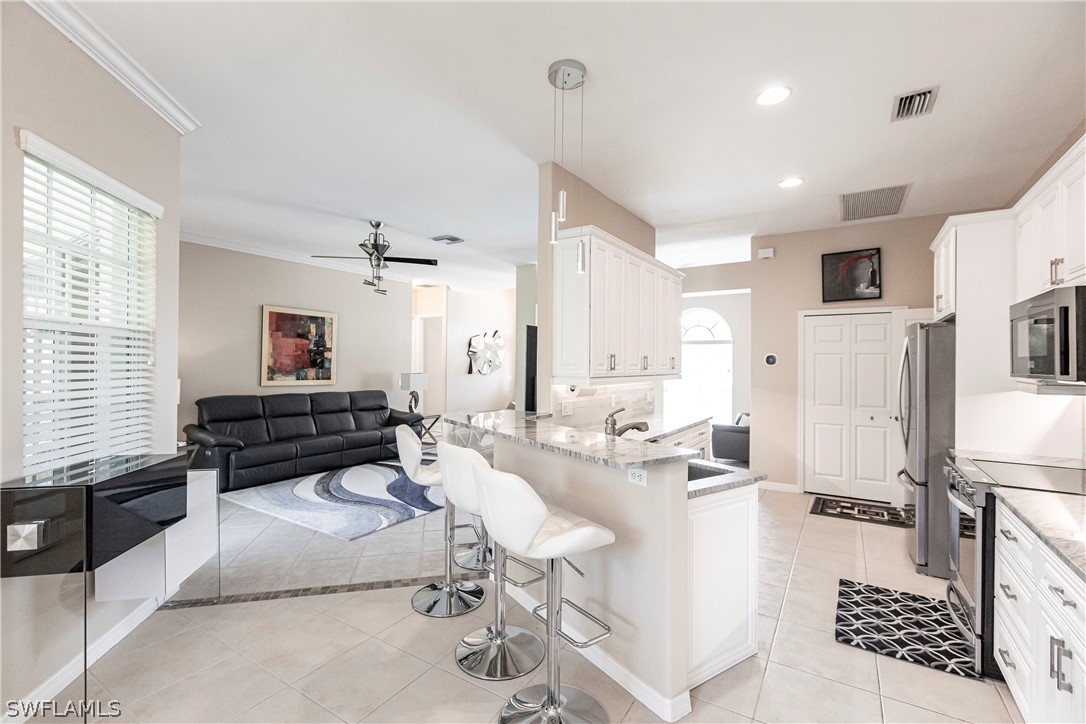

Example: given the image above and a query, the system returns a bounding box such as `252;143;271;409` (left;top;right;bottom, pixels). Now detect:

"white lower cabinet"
994;502;1085;723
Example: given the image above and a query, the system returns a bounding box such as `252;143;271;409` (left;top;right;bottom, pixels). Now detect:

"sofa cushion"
376;426;399;444
263;394;318;441
310;392;356;434
295;434;344;457
350;391;391;430
232;441;297;469
196;395;269;445
340;429;383;450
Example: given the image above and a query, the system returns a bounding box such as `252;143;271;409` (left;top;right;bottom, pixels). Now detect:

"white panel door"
850;314;894;502
803;316;851;498
588;239;612;377
622;257;644;375
668;276;683;373
639;264;658;373
605;244;626;373
654;272;671;374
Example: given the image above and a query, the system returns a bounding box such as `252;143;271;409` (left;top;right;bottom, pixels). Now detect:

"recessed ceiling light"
756;86;792;105
778;177;804;188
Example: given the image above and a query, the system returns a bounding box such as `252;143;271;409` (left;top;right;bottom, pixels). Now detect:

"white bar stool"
474;465;616;724
437;442;545;681
395;426;484;617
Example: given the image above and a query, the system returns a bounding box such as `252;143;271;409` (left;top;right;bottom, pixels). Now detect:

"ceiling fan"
312;221;438;295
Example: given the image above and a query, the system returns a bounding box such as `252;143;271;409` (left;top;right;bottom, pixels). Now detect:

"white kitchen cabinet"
993;502;1085;723
931;225;956;320
553;226;683;385
1013;136;1086;301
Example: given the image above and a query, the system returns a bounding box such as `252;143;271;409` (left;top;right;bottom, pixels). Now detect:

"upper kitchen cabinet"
931;225;957;320
553;226;682;385
1013;136;1086;302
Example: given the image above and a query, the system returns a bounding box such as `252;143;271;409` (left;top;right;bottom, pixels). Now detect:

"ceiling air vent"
431;234;464;245
892;86;939;121
839;184;911;222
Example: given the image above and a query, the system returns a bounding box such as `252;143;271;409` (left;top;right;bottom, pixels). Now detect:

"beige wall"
1;3;182;703
681;261;753;294
446;288;517;413
1;2;181;478
748;214;947;485
178;242;413;434
536;162;656;411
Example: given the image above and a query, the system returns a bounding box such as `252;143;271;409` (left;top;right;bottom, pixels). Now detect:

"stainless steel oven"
1010;286;1086;383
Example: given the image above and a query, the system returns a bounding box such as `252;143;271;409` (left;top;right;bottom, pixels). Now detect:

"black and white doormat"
835;579;979;679
811;497;915;528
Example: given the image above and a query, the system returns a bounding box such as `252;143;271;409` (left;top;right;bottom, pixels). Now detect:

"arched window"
666;307;735;431
681;308;732;343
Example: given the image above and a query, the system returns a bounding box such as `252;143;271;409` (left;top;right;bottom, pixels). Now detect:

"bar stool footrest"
484;556;546;588
531;599;612;649
450;522;481;550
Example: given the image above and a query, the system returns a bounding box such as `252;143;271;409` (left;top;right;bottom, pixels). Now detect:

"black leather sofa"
184;390;423;492
711;412;750;465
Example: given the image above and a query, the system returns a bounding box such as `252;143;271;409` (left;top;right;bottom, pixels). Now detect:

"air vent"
839;184;911;222
431;234;464;245
892;86;939;121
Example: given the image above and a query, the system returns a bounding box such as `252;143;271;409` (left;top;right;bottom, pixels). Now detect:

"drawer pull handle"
999;583;1017;601
998;648;1015;670
1048;584;1078;609
1051;637;1075;694
999;528;1018;543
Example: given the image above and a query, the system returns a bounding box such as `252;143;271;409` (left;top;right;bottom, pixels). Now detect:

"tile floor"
62;488;1025;723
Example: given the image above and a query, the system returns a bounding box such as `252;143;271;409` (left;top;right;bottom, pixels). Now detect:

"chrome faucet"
603;408;650;437
603;407;625;436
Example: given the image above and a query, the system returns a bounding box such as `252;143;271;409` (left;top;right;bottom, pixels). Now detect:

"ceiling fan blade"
382;256;439;266
312;255;371;259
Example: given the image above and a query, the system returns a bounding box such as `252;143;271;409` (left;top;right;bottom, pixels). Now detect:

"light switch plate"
561;402;573;416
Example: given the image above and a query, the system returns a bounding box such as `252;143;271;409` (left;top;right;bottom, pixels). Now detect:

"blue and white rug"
221;457;444;541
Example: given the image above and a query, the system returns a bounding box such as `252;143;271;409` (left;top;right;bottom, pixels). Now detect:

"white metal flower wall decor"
467;330;505;375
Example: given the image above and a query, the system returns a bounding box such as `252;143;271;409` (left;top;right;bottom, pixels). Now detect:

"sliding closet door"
803;313;893;501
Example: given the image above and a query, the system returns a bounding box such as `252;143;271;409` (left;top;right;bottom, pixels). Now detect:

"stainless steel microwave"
1010;286;1086;383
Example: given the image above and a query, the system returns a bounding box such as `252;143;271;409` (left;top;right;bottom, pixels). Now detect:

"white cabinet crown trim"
1013;136;1086;213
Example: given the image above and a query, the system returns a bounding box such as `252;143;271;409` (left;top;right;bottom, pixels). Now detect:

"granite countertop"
619;412;713;443
686;459;766;499
444;410;702;470
951;449;1086;470
993;487;1085;581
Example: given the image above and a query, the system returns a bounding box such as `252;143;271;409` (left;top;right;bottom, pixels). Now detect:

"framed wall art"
261;305;336;386
821;248;882;303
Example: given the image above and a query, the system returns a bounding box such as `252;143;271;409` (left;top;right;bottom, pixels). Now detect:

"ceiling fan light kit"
311;219;438;295
548;58;588;274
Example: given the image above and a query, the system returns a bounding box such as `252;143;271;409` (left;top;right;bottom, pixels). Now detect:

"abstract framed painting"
260;305;336;386
821;247;882;303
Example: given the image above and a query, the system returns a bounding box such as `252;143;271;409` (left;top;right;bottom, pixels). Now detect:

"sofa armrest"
184;424;245;449
388;408;424;427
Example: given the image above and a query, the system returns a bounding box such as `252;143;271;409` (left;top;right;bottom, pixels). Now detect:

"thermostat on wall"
764;354;778;366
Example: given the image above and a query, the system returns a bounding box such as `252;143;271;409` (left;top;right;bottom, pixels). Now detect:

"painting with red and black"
260;305;337;386
821;247;882;303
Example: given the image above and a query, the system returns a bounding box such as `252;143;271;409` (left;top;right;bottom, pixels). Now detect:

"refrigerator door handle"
896;341;910;452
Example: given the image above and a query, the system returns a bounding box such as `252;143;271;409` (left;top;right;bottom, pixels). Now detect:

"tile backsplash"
551;382;656;430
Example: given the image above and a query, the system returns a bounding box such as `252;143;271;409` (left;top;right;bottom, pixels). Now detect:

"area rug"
221;456;443;541
810;496;915;528
835;578;979;679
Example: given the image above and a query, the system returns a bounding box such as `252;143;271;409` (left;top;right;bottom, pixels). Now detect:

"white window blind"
22;153;157;474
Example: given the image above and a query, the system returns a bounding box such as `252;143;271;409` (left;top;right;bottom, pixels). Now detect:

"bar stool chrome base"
498;683;608;724
456;625;544;681
454;541;493;572
411;581;484;617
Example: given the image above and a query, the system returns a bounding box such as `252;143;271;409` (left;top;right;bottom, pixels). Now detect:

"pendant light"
548;58;587;276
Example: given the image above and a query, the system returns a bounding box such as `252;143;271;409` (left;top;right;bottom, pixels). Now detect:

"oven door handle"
945;582;976;644
947;489;976;517
896;469;914;491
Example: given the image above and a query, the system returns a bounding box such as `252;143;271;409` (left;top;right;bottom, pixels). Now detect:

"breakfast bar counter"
444;411;759;722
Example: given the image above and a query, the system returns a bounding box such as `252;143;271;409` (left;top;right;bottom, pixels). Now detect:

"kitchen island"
444;411;763;722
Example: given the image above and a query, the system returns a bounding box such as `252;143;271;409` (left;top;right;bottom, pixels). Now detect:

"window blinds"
22;153;157;474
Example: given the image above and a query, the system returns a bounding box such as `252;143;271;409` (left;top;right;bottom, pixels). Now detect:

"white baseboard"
17;595;162;721
504;587;693;723
759;480;801;493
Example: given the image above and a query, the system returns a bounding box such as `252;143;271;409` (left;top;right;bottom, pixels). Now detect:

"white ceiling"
73;2;1085;290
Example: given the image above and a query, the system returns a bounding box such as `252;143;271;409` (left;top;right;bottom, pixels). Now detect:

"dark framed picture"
821;248;882;303
261;305;336;385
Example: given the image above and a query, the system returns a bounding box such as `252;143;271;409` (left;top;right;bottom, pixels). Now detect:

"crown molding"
181;231;415;285
26;0;200;135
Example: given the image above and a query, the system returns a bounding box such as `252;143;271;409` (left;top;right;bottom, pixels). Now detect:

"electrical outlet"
647;391;655;404
627;468;647;486
561;402;573;416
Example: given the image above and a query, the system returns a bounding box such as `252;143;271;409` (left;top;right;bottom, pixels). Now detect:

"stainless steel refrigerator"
896;320;955;579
